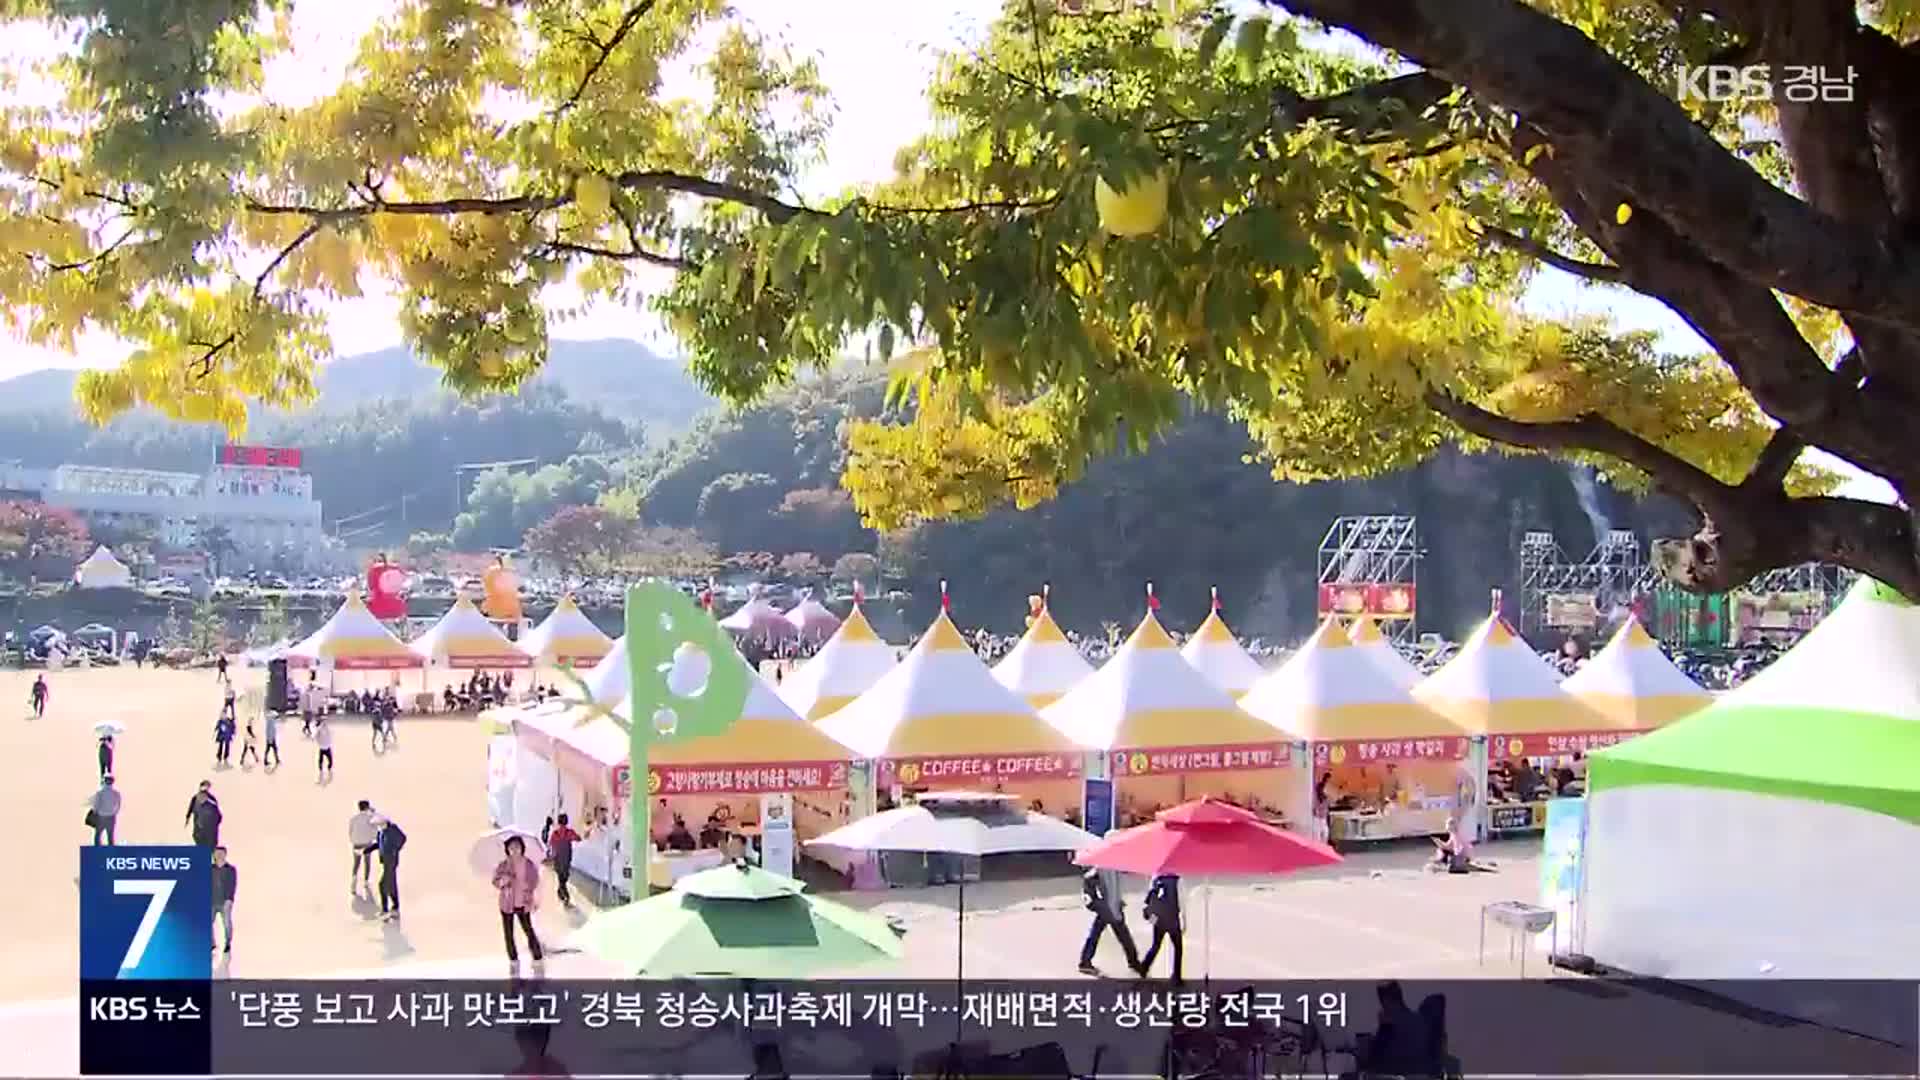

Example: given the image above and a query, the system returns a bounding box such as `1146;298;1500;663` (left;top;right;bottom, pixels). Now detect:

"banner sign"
643;760;849;796
1489;802;1546;832
1490;731;1631;760
1316;583;1417;620
878;752;1082;786
218;445;303;469
1109;742;1289;777
1313;737;1469;766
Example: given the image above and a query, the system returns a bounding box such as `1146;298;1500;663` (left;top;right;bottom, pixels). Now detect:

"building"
2;445;328;571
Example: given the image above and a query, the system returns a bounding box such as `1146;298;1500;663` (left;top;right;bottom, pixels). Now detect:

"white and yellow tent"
1561;615;1710;731
517;595;614;668
991;593;1093;707
288;593;422;670
1241;617;1467;753
410;596;528;668
1042;591;1281;756
775;602;898;722
1179;587;1265;696
1349;614;1423;691
1413;606;1620;760
819;605;1083;789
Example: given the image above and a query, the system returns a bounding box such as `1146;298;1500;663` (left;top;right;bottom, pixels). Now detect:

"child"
238;715;259;767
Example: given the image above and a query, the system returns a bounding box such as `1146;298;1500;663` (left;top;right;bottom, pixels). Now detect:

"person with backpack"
375;816;405;921
1139;873;1185;983
185;780;222;848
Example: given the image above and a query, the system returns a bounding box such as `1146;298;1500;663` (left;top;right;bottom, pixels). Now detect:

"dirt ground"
3;665;1553;1074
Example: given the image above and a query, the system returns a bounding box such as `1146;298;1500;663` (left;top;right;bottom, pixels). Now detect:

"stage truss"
1315;515;1422;643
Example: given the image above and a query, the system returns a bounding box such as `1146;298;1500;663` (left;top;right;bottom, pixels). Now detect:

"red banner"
445;654;531;669
329;654;422;671
878;752;1083;787
1490;731;1633;760
1313;737;1468;766
219;445;303;469
1110;743;1290;777
639;760;849;797
1316;583;1417;620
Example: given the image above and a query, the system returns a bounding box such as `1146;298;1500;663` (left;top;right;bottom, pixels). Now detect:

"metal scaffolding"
1517;528;1646;637
1315;515;1422;642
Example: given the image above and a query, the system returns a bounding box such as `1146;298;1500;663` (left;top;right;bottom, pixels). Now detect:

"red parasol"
1075;797;1341;877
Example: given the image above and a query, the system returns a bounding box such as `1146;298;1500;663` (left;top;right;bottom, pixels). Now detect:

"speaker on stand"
266;658;289;714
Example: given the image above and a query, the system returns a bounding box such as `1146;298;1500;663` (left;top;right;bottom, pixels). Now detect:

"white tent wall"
485;735;518;827
1583;786;1920;981
508;747;561;838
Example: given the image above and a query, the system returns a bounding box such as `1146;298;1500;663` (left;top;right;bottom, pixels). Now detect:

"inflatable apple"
365;557;409;621
1095;166;1170;237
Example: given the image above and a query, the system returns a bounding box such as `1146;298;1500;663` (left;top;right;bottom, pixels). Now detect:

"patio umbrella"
94;720;126;737
468;826;547;877
570;858;904;977
1074;797;1341;981
807;793;1097;1037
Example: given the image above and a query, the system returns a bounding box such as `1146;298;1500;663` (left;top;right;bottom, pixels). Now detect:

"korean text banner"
89;979;1919;1078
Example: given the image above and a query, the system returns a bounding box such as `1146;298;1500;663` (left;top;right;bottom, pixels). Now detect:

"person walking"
86;775;121;845
238;714;259;767
1077;867;1144;976
210;846;236;957
300;676;317;738
262;707;281;768
348;801;380;890
216;653;229;684
1139;873;1185;983
97;734;113;780
375;816;405;921
315;716;334;781
492;835;544;968
221;684;237;724
185;781;221;848
546;814;579;907
28;674;47;718
213;712;234;767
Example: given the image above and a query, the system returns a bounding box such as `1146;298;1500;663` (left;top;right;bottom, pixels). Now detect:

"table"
1328;805;1450;844
1479;900;1556;977
647;848;728;890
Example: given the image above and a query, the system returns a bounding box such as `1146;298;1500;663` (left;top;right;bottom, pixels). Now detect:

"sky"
0;0;1896;502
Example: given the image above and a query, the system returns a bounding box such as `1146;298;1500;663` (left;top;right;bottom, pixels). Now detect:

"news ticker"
77;979;1919;1077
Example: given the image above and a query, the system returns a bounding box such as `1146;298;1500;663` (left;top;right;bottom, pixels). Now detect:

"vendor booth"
74;545;133;590
991;593;1093;707
1561;615;1710;731
1414;601;1622;839
516;595;613;668
1042;593;1289;831
409;596;529;670
1349;615;1423;690
775;600;898;721
1179;587;1265;696
1581;578;1920;982
286;593;424;674
1241;617;1471;845
820;604;1085;811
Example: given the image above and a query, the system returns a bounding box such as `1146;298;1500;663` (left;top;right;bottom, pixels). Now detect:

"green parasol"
570;859;906;978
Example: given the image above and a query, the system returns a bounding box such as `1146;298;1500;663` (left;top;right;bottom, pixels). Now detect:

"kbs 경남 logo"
80;847;213;980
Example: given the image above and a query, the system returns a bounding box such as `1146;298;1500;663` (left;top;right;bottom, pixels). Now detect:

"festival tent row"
1042;586;1289;827
410;596;528;668
1178;588;1266;696
1580;577;1920;981
516;595;614;667
774;599;898;722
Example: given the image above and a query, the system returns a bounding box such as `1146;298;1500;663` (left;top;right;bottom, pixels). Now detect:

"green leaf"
1196;15;1235;69
1233;17;1271;80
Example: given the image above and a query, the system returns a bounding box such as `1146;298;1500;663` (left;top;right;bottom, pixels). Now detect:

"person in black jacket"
211;846;237;956
1076;868;1143;976
1139;873;1184;982
375;817;405;921
185;781;221;848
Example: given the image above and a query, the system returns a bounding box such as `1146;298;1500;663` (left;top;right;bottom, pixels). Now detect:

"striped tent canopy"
1179;588;1265;696
1561;615;1710;731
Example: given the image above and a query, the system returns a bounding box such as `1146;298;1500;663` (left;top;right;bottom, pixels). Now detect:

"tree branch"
246;170;814;225
1262;0;1920;336
1477;224;1630;285
552;0;659;119
543;239;688;269
252;219;326;300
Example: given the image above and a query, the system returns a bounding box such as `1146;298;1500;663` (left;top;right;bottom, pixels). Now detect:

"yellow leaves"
1614;203;1633;225
576;174;614;219
1521;143;1554;167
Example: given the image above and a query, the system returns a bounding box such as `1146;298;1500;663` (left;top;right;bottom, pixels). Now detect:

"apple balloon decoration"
1094;166;1170;237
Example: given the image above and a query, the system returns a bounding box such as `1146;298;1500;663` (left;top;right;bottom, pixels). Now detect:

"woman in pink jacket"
492;836;544;967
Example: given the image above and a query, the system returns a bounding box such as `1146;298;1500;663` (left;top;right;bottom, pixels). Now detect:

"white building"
7;447;328;570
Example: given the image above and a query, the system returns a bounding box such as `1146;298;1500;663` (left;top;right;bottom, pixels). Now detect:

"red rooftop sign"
218;445;303;469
